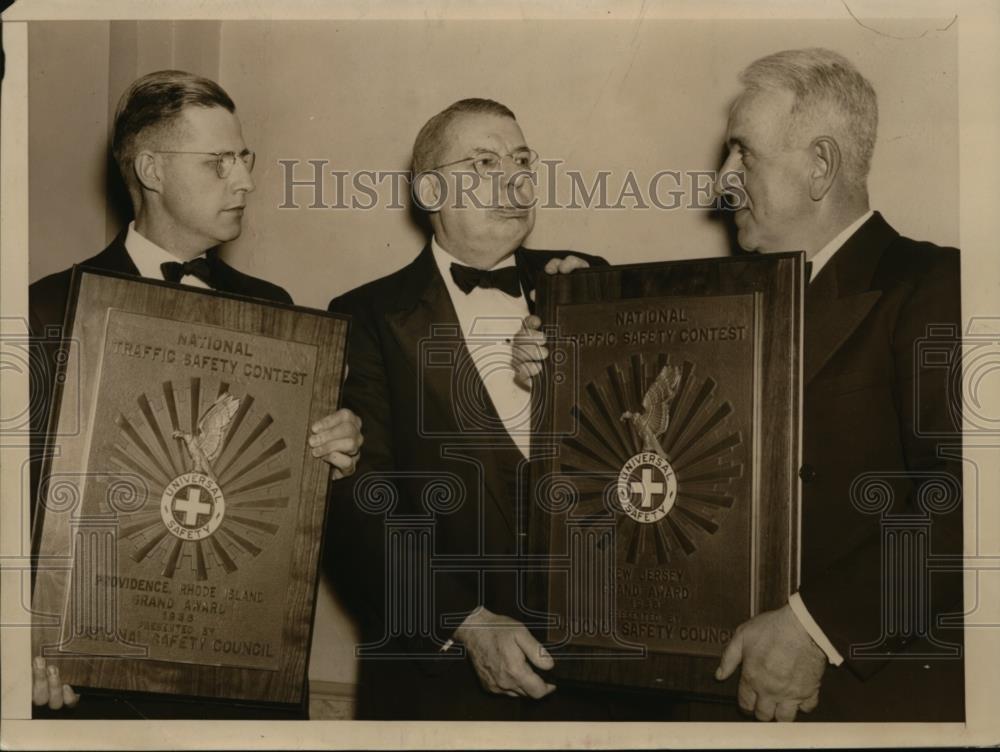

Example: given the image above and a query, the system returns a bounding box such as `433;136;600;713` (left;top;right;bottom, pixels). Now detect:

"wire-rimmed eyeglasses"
153;150;256;179
429;148;539;178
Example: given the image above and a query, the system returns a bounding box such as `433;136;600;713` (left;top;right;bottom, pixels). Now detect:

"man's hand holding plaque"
716;605;826;721
525;251;803;702
521;274;824;723
512;316;547;389
32;657;80;711
538;255;593;286
309;406;363;479
513;255;592;388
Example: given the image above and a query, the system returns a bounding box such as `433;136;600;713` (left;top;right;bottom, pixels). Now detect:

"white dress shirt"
125;221;211;289
806;210;874;283
788;209;874;667
431;237;532;459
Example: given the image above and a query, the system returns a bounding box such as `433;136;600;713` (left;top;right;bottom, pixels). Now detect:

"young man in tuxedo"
29;70;363;719
515;48;963;722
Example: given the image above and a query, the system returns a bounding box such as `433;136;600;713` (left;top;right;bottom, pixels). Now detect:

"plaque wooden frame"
528;252;803;699
31;268;349;706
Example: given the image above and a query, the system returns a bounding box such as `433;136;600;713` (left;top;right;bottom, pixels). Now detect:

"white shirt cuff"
788;592;844;666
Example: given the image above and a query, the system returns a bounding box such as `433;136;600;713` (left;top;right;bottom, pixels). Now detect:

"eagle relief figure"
620;364;682;461
173;393;241;481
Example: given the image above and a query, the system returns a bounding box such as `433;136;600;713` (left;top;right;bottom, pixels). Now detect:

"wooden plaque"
529;252;803;699
31;269;348;706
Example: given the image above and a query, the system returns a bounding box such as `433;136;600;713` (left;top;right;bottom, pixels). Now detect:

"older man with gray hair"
514;47;963;722
709;47;963;723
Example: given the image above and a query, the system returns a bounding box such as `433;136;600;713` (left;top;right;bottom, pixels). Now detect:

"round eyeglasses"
153;150;256;179
430;148;539;179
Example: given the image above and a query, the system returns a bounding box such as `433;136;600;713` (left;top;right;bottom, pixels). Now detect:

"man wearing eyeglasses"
28;70;362;719
326;99;686;721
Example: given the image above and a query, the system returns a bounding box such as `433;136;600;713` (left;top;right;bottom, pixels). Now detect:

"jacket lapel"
205;248;260;297
385;247;464;427
205;248;238;294
515;246;550;313
86;230;141;275
385;245;521;533
804;213;894;384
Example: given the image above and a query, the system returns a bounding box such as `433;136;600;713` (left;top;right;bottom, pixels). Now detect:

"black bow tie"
449;263;522;298
161;257;213;286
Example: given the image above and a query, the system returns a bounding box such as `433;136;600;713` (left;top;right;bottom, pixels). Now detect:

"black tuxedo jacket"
796;212;963;721
28;232;302;720
326;245;619;720
29;230;291;338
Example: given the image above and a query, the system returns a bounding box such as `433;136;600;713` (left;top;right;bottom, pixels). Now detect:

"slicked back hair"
112;70;235;199
739;48;878;189
411;98;517;176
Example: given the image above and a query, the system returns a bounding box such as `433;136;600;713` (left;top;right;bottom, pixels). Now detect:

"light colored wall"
29;18;960;295
28;22;110;282
103;21;223;243
28;20;224;281
217;19;958;310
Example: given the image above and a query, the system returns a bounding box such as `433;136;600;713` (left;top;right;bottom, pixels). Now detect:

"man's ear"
134;151;163;194
808;136;840;201
413;170;444;212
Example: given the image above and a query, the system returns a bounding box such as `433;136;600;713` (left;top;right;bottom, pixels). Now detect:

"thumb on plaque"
715;630;744;681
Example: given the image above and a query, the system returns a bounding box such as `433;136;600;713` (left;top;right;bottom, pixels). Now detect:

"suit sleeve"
561;250;609;268
259;282;293;305
582;252;610;267
324;294;481;651
798;250;963;678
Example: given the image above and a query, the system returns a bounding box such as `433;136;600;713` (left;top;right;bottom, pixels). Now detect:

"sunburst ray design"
109;378;291;581
136;392;181;477
217;438;287;488
557;354;744;565
119;511;164;539
214;408;268;479
114;413;173;484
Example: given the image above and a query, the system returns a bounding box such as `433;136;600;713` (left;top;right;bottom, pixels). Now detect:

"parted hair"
112;70;235;196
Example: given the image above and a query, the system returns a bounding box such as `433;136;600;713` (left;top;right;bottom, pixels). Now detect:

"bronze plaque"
529;253;803;698
31;269;348;705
